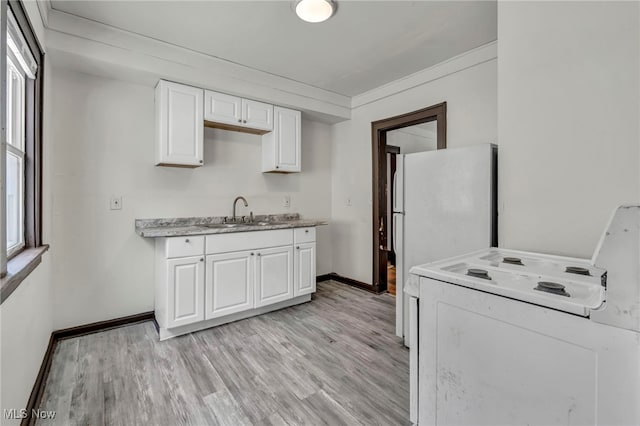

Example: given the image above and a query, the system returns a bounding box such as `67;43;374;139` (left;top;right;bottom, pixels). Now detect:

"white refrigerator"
393;143;497;344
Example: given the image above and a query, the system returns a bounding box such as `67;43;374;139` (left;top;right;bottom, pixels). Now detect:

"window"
5;6;38;259
1;0;45;302
6;43;27;256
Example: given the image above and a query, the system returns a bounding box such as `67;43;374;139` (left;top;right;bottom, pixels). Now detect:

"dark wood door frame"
371;103;447;293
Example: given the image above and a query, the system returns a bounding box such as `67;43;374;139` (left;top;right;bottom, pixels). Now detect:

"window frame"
0;0;46;303
6;46;27;258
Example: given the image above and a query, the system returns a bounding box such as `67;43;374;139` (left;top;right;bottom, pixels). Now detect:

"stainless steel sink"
201;221;289;229
201;223;242;228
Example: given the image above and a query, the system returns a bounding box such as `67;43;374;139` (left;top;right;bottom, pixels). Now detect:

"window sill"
0;245;49;304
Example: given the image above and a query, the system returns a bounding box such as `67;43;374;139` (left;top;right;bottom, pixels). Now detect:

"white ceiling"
50;1;497;97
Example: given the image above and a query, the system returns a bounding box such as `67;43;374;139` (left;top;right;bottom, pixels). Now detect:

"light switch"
283;195;291;208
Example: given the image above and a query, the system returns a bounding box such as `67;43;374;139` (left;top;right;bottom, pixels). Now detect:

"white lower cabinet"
156;227;317;340
166;255;205;328
255;246;294;307
294;243;316;296
205;250;254;319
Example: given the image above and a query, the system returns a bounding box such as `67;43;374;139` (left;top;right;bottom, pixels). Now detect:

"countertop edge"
136;221;328;238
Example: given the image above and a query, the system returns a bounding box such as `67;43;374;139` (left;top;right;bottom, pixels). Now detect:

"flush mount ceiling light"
295;0;335;23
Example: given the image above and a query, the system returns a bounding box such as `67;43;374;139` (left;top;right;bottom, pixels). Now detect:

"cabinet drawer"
165;236;205;258
294;227;316;244
206;229;293;254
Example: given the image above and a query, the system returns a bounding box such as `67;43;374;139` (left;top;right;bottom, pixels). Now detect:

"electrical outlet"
110;196;122;210
283;195;291;208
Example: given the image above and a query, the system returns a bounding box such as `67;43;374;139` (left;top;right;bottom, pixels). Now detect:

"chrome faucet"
231;196;248;223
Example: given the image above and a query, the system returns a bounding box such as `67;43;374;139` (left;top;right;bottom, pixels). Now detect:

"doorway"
386;145;400;295
371;102;447;295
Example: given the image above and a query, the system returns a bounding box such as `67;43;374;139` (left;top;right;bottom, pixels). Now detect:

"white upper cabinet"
204;90;273;132
242;99;273;131
204;90;242;126
262;107;301;173
155;80;301;170
155;80;204;167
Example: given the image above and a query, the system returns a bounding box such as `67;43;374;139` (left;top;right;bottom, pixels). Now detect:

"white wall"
48;67;332;329
0;256;53;425
498;1;640;258
387;124;437;154
331;58;497;284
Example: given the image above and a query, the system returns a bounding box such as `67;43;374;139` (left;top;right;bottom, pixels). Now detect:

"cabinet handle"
200;258;204;262
199;160;203;163
185;239;190;243
243;120;247;124
257;253;261;256
296;246;300;250
305;230;309;233
276;165;279;169
251;252;254;256
238;119;242;123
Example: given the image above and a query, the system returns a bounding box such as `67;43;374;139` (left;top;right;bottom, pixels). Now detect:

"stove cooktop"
409;248;607;317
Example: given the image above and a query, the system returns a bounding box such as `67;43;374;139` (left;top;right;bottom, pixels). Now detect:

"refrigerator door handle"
393;171;398;212
393;214;397;252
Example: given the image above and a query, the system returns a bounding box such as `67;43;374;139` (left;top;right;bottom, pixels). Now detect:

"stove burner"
503;257;524;265
535;281;570;297
565;266;591;276
467;268;491;280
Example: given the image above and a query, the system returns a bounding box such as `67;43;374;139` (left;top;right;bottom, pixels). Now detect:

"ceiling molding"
35;0;51;29
35;3;497;124
351;41;497;110
43;7;351;122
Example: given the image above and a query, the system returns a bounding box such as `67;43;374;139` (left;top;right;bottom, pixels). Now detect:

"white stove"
412;247;606;317
406;206;640;425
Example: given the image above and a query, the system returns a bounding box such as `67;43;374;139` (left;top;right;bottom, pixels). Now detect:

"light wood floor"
37;281;410;426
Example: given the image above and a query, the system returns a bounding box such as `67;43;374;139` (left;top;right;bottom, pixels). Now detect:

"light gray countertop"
135;213;327;238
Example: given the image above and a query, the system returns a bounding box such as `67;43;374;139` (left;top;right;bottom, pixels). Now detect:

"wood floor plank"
260;411;290;426
69;333;106;426
203;388;252;426
35;339;79;426
37;281;409;425
302;389;364;426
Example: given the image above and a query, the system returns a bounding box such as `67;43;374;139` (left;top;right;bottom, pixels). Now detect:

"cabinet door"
294;242;316;296
204;90;242;125
275;107;301;172
255;246;294;307
242;99;273;131
166;256;205;328
155;80;204;167
205;251;254;319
